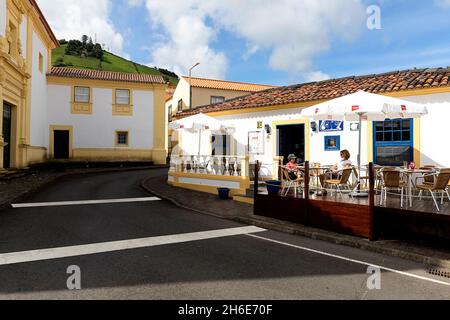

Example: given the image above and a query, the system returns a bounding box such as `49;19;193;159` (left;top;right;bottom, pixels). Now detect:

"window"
178;99;183;113
115;89;131;105
374;119;413;166
74;86;90;103
38;53;44;73
116;131;129;146
324;136;340;151
211;96;225;105
168;105;173;122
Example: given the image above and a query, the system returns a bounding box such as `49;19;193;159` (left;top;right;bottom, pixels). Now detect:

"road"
0;169;449;300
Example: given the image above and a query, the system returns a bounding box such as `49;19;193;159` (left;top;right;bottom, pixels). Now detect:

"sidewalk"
142;173;450;269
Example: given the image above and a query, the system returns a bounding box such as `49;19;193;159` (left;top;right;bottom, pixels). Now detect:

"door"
2;104;12;169
277;124;305;164
373;119;414;166
53;130;70;160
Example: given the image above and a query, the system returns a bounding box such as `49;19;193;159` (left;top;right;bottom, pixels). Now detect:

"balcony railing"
170;155;249;178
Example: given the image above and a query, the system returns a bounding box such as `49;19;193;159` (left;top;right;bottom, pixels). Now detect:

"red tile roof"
48;67;167;85
183;76;277;92
180;68;450;116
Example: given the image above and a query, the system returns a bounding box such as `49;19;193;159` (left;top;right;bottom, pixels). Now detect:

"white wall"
401;92;450;167
47;85;155;150
178;91;450;175
0;0;6;37
29;31;49;147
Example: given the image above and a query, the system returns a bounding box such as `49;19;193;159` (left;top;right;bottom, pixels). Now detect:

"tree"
81;35;88;46
65;40;83;55
92;43;104;59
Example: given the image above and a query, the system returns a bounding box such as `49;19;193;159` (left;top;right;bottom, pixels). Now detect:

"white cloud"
36;0;126;56
305;71;331;82
136;0;366;80
435;0;450;8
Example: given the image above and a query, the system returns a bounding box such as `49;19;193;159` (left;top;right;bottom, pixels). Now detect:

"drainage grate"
428;266;450;279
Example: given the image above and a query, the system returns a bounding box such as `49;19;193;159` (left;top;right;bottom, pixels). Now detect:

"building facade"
0;0;59;170
1;0;168;170
168;76;277;116
171;68;450;195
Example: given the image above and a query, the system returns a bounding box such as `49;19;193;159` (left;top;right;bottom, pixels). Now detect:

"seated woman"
319;149;352;190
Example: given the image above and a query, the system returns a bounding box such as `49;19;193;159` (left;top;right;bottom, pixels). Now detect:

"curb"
1;166;168;210
142;176;450;269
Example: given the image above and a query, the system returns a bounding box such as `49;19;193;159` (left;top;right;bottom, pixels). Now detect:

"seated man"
319;149;352;192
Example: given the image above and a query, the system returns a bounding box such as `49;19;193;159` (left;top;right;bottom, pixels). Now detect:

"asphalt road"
0;169;449;300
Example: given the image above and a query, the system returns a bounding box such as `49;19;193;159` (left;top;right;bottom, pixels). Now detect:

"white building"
1;0;168;170
170;68;450;197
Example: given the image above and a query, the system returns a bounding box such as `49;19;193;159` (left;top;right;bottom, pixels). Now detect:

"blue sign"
319;120;344;132
325;136;341;151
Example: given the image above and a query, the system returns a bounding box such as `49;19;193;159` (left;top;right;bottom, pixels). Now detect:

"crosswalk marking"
0;226;266;266
11;197;162;208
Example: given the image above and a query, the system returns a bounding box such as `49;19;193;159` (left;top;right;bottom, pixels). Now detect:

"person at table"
319;149;352;189
285;154;300;180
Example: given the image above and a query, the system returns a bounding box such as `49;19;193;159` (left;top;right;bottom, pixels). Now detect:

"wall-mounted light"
311;121;318;133
264;124;272;135
350;123;360;131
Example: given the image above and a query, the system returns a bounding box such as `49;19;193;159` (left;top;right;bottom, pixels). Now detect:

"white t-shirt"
337;159;352;170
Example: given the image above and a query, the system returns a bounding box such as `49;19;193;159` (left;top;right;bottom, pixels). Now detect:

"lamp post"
188;62;200;111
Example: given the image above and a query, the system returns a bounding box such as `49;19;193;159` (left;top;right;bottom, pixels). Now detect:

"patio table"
309;166;333;193
400;169;430;207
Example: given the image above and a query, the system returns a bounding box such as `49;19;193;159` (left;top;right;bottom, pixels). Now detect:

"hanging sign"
319;120;344;132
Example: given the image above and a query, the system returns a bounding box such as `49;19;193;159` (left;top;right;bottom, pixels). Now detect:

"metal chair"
416;169;450;212
324;168;353;199
281;166;304;197
379;169;408;208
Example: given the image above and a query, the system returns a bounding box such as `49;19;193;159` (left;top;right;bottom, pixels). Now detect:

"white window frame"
74;86;90;103
115;89;131;105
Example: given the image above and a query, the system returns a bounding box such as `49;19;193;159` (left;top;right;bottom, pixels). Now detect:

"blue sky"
38;0;450;86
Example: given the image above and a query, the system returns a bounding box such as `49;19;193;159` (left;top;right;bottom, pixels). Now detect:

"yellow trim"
414;118;421;166
233;195;254;205
71;86;93;115
71;148;152;161
49;125;73;159
112;88;133;116
170;171;251;184
115;130;130;148
272;118;310;162
152;83;168;164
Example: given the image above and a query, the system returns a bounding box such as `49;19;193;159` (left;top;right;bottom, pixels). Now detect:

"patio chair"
281;167;304;197
414;166;437;187
324;168;353;199
416;169;450;212
379;169;408;208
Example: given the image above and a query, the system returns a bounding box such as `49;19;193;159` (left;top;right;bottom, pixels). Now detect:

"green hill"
52;43;179;86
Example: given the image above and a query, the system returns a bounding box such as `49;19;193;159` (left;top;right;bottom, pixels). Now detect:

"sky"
36;0;450;86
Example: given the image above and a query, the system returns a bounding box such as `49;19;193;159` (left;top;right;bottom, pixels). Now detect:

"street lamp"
189;62;200;110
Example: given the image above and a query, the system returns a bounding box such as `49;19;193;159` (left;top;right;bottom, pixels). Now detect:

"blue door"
373;119;414;166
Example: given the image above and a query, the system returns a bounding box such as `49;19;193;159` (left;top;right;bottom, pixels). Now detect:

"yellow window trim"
115;130;130;148
70;86;93;115
49;125;73;159
113;88;133;116
272;118;310;162
38;52;43;73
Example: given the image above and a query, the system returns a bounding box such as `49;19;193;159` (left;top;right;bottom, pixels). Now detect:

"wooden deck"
254;161;450;241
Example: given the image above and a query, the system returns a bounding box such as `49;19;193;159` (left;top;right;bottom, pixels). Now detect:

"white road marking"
246;234;450;287
11;197;162;208
0;226;266;266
